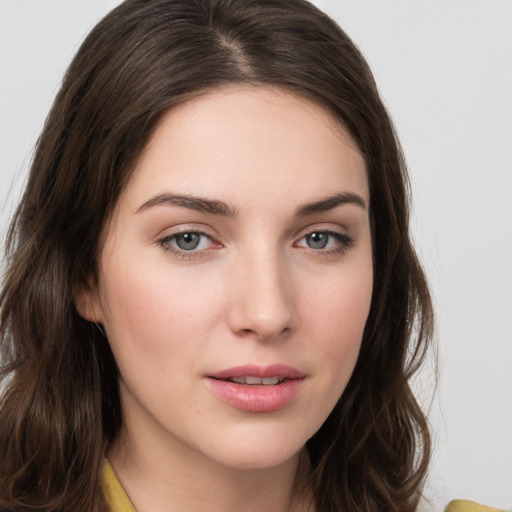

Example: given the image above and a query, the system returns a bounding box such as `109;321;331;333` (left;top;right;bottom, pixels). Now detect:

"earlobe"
73;280;103;323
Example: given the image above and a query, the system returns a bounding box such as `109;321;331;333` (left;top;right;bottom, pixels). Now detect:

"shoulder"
445;500;507;512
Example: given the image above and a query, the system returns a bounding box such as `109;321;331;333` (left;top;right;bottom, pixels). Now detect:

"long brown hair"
0;1;434;511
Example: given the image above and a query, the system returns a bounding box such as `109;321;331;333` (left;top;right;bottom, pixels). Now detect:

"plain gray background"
1;1;511;509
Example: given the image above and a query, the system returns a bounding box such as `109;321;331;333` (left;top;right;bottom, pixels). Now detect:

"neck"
108;424;314;512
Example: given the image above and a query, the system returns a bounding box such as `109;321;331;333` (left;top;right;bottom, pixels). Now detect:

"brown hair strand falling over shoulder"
0;1;434;511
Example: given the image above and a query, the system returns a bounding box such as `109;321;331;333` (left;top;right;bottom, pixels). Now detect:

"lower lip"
205;378;304;413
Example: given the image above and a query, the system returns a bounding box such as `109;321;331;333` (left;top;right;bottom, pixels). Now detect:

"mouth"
207;364;305;383
219;376;287;385
205;364;305;413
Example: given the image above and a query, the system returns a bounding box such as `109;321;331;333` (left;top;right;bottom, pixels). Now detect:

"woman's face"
79;86;373;471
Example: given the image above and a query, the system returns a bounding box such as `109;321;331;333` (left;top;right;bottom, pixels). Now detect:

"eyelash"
156;230;219;260
295;230;354;256
156;228;354;260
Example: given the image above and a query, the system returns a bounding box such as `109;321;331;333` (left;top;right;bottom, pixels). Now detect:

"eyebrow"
136;191;366;217
137;193;238;217
295;192;367;216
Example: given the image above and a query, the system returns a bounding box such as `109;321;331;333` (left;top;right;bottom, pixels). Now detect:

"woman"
0;1;434;511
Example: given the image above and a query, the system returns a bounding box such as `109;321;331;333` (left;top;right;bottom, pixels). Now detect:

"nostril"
236;324;292;342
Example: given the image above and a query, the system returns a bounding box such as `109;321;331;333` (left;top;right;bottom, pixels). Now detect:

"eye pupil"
176;233;201;250
306;232;328;249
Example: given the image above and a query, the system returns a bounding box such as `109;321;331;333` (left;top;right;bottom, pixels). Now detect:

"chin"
213;447;302;472
197;423;310;471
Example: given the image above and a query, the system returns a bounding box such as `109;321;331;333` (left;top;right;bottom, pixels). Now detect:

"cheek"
304;263;372;333
97;257;223;362
301;262;373;378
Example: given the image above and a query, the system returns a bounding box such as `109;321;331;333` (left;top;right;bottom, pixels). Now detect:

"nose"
226;250;295;341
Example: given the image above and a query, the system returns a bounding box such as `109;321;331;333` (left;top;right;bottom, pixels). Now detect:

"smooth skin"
77;86;373;512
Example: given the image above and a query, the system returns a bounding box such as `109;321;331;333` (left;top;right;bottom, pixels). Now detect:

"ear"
73;278;103;323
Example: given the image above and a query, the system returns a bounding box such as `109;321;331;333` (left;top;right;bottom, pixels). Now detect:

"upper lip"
207;364;305;380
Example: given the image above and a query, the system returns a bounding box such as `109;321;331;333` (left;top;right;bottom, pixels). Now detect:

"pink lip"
205;364;305;413
208;364;305;380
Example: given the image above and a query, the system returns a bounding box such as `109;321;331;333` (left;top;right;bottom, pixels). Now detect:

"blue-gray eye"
174;233;202;250
297;230;353;252
305;232;329;249
157;230;216;257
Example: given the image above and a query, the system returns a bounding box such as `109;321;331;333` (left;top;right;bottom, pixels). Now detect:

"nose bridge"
227;243;294;340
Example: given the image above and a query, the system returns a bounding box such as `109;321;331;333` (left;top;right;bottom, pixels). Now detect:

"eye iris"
175;233;201;250
306;232;329;249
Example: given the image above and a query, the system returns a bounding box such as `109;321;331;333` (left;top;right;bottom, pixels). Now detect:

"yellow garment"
102;461;137;512
446;500;504;512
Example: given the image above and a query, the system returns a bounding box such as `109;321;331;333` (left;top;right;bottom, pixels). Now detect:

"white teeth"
229;376;283;385
245;376;262;385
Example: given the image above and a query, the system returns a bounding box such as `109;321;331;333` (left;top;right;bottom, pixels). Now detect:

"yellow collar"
102;461;137;512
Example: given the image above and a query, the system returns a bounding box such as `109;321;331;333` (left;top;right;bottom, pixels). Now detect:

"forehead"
118;85;368;213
